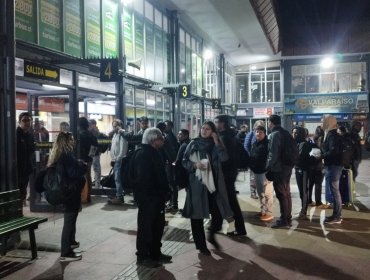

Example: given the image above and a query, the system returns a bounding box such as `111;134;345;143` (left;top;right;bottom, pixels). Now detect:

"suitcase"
324;169;355;204
339;169;355;204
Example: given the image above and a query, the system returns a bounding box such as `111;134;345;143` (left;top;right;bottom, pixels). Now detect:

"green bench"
0;190;48;259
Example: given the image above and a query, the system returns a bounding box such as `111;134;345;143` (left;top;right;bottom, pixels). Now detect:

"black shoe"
207;235;221;250
60;252;82;262
271;219;291;229
199;248;211;256
70;241;80;249
136;258;162;268
226;231;247;237
156;253;172;263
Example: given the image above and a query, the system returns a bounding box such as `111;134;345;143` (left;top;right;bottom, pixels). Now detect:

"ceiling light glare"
321;57;334;68
204;49;213;60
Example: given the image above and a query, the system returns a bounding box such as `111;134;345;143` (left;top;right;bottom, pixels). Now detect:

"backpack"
121;147;142;194
43;162;70;205
340;135;353;168
235;138;250;170
97;133;110;154
280;129;299;166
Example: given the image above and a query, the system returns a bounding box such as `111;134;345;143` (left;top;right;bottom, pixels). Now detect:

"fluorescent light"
204;49;213;60
42;84;67;90
146;99;155;106
250;65;257;70
321;57;334;68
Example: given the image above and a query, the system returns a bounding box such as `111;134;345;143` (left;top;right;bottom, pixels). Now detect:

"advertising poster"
64;0;82;57
135;15;144;60
284;92;369;114
38;0;62;51
85;0;101;58
15;0;37;43
123;9;133;61
102;0;118;58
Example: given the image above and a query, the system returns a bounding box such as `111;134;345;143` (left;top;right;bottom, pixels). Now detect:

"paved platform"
1;159;370;280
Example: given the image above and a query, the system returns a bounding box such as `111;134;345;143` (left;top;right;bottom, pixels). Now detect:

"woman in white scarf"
182;121;233;255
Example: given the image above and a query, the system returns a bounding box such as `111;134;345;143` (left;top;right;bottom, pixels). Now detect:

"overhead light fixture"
321;57;334;68
42;84;68;90
180;68;185;73
204;49;213;60
250;65;257;70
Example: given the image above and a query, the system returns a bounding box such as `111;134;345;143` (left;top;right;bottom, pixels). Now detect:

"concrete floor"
1;160;370;280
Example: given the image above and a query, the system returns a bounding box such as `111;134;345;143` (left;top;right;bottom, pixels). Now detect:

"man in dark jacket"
133;128;172;268
249;125;274;222
292;126;311;220
266;114;293;228
16;112;35;204
157;121;179;212
77;117;98;203
214;114;246;236
174;129;190;191
321;115;344;224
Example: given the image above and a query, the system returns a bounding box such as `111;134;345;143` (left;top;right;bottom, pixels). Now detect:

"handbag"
101;168;116;189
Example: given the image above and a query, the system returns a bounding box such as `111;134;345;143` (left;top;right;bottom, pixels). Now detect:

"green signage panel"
85;0;101;58
135;15;144;60
123;9;133;61
15;0;37;43
100;59;119;82
24;61;60;83
38;0;62;51
103;0;119;58
64;0;82;57
212;99;222;109
179;84;191;98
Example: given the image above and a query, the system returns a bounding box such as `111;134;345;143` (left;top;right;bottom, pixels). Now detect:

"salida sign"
24;61;60;83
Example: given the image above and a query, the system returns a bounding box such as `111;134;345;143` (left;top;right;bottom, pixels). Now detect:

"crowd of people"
16;112;363;265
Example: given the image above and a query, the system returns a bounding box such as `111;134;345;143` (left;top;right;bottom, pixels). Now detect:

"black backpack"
235;140;250;169
340;135;353;168
121;147;142;194
43;162;70;205
280;129;299;167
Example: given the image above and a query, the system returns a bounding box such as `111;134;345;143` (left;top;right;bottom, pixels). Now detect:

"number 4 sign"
100;59;119;82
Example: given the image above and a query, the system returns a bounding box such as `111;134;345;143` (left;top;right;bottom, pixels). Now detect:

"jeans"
295;168;309;214
92;154;101;187
250;170;257;195
61;211;78;256
114;159;123;198
324;165;343;219
255;173;274;214
272;168;292;224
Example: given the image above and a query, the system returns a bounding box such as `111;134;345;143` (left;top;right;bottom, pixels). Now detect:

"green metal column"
0;0;16;192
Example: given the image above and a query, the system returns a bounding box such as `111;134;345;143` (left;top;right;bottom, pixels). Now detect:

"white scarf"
189;152;216;193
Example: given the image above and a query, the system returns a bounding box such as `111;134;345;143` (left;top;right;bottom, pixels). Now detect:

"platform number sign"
179;84;191;98
100;59;119;82
212;99;222;109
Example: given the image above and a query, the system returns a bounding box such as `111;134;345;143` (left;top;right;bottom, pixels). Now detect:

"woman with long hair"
47;132;87;262
182;121;233;255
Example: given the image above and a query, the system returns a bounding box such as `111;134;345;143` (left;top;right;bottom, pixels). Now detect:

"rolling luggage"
339;168;355;204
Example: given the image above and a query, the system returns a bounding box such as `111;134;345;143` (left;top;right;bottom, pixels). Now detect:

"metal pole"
220;54;225;113
116;1;125;124
0;0;16;191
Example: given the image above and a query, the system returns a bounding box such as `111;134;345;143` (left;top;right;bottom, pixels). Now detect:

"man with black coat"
214;114;246;236
350;121;362;181
77;117;98;203
266;114;293;229
133;128;172;268
16;112;35;205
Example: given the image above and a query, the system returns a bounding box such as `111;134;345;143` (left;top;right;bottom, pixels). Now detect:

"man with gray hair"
132;128;172;268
